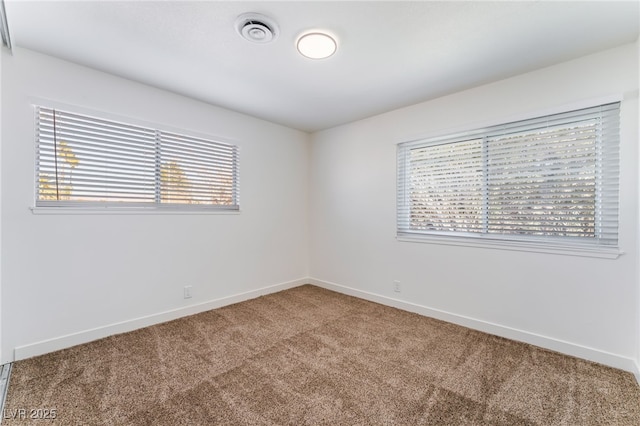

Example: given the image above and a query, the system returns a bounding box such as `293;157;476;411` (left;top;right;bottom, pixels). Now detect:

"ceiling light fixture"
297;32;337;59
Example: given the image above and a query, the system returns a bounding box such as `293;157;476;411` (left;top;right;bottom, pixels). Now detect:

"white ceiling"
4;1;639;132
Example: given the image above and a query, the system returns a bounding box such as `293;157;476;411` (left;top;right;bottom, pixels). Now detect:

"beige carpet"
4;285;639;425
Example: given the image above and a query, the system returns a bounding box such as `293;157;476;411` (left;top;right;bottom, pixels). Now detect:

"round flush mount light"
235;13;279;44
297;32;337;59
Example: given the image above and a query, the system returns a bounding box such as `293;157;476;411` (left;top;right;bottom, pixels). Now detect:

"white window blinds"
397;102;620;251
35;106;239;210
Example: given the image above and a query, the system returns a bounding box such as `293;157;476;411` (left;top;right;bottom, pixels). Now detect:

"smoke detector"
235;13;279;44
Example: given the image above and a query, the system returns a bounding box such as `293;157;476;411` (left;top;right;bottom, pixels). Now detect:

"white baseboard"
309;278;639;376
13;276;640;384
13;278;308;362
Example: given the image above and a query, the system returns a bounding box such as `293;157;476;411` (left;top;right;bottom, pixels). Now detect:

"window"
35;106;239;211
397;102;620;256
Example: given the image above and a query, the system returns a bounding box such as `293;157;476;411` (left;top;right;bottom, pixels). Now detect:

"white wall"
310;42;639;372
0;48;310;364
636;39;640;381
0;47;4;361
1;42;639;375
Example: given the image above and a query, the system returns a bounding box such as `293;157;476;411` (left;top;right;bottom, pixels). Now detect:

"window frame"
396;99;622;259
31;102;240;215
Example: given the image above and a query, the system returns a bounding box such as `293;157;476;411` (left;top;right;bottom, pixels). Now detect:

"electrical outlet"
184;285;193;299
393;280;401;293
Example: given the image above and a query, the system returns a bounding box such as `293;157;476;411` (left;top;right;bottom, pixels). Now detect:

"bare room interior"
0;1;639;424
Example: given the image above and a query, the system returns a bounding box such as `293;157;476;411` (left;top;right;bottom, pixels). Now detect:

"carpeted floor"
4;285;640;425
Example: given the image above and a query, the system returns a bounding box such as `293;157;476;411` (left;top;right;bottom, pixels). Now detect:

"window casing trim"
31;100;240;213
396;233;622;259
396;94;623;147
396;99;622;258
30;206;241;215
28;97;242;149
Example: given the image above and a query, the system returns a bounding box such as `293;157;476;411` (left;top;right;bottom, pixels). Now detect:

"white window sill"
30;206;241;215
397;234;622;259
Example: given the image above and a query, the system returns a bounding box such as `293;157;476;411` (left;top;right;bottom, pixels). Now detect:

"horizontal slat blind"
159;131;239;207
408;139;484;233
397;102;620;248
35;106;239;210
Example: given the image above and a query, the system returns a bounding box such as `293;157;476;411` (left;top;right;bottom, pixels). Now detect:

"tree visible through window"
38;141;79;201
397;102;620;250
35;107;239;210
